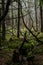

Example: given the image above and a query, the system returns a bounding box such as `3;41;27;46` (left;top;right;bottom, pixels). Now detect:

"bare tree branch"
20;6;43;45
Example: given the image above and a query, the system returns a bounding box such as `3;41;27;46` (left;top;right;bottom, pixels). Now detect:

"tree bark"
2;0;5;41
34;0;38;31
17;0;21;38
40;2;43;32
0;8;1;47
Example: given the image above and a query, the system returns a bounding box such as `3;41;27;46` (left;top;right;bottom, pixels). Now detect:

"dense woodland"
0;0;43;65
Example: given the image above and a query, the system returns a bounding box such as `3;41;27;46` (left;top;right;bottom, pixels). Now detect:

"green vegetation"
0;0;43;65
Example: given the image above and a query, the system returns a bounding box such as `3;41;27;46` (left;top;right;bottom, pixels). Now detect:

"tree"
2;0;5;40
17;0;21;38
34;0;38;31
0;8;1;48
39;0;43;32
20;5;43;45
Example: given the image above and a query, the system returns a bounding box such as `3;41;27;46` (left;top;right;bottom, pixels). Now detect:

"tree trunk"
11;4;14;36
0;8;1;47
2;0;5;41
40;2;43;32
34;0;38;31
17;0;21;38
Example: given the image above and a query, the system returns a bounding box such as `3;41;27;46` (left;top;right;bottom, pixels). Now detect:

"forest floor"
0;45;43;65
0;36;43;65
